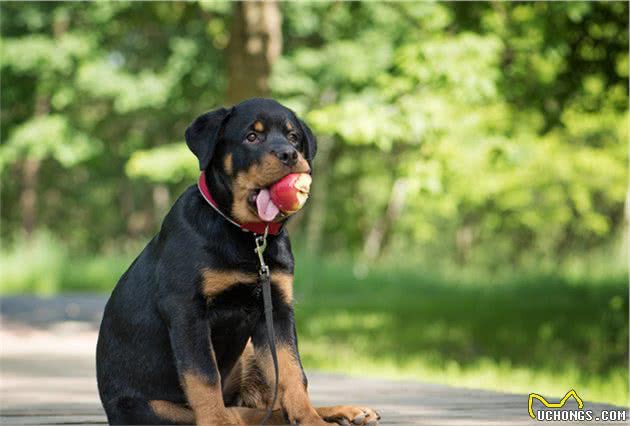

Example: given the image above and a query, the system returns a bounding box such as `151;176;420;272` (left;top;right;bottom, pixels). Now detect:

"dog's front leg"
159;296;240;426
251;302;328;426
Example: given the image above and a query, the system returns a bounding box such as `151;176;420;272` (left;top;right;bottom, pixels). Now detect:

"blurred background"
1;1;628;407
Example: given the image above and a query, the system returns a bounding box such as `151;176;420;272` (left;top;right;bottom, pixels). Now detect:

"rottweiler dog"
96;98;380;426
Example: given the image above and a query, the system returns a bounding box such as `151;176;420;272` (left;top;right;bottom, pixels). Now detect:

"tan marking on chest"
201;269;257;298
272;271;293;304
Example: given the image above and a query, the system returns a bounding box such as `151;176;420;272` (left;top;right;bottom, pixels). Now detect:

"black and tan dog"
96;99;380;425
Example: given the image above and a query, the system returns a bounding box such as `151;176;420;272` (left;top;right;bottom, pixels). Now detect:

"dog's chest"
206;283;263;367
203;271;293;353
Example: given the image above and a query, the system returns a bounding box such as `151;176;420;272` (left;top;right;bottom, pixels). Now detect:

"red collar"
197;171;282;235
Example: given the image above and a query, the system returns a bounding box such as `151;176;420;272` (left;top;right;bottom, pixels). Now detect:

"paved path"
0;296;627;425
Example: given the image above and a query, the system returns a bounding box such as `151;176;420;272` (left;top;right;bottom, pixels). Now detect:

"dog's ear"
185;107;233;170
298;119;317;162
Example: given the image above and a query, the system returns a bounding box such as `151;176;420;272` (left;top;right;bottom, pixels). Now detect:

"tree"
225;1;282;104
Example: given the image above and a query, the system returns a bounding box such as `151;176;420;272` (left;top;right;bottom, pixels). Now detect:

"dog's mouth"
246;172;312;222
247;187;284;222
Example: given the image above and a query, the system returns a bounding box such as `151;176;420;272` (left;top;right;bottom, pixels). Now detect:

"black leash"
254;227;279;426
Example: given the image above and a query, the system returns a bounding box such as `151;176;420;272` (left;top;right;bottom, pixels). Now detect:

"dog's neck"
206;166;233;216
199;170;283;235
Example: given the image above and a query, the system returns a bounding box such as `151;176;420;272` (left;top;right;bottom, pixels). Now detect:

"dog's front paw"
286;407;334;426
316;406;381;426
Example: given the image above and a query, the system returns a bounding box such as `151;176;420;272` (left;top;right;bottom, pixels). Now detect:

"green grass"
292;256;628;407
1;235;627;406
0;232;132;294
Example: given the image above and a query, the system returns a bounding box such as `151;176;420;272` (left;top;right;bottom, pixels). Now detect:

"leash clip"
254;225;270;277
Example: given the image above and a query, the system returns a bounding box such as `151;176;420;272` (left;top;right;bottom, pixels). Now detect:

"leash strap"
254;228;279;426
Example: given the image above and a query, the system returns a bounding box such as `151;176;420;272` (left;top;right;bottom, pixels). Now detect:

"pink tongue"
255;189;280;222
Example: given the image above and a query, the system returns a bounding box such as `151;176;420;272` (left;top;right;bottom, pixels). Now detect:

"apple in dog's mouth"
249;173;312;222
270;173;311;214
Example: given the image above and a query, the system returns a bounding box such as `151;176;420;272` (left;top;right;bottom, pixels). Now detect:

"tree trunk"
152;184;171;226
455;224;474;265
360;178;410;263
625;187;629;269
225;1;282;105
305;136;334;256
20;96;49;239
19;19;67;239
19;158;41;238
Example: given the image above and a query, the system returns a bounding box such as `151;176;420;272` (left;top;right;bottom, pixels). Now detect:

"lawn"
292;258;628;406
1;235;627;406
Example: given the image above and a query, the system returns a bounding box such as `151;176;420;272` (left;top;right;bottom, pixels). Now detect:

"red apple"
270;173;312;214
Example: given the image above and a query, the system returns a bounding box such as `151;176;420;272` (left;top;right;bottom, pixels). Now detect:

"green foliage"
273;1;628;266
1;2;626;268
126;143;197;183
1;115;101;168
1;2;231;245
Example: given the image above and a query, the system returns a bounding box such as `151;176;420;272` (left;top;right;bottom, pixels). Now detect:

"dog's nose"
273;147;299;167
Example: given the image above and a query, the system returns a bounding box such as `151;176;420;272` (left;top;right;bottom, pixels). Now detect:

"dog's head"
186;98;317;224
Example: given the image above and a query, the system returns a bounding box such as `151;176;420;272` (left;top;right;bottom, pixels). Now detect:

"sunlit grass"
292;255;628;407
297;316;628;407
0;232;130;294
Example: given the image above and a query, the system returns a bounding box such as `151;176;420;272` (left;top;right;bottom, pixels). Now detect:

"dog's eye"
287;132;298;145
246;132;258;142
